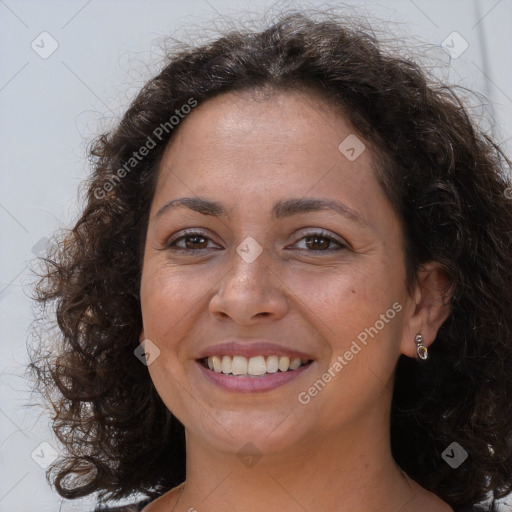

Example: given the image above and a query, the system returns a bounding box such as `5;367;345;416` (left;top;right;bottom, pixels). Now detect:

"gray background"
1;0;511;510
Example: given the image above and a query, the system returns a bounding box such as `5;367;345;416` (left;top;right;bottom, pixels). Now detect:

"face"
139;88;418;457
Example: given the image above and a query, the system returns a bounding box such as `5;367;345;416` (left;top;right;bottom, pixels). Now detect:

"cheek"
286;260;404;384
139;269;204;398
286;259;398;335
141;264;211;337
140;271;203;418
293;274;403;429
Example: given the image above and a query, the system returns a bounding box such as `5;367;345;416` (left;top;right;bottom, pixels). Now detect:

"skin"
138;88;453;512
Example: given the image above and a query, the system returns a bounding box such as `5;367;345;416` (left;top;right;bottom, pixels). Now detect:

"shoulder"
93;498;153;511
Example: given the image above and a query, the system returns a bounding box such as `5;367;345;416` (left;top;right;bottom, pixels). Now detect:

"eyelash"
164;229;347;253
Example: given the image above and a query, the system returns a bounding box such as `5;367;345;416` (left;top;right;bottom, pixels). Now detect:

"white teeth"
247;356;266;375
266;355;279;373
278;356;290;372
231;355;248;375
221;355;232;374
205;355;310;376
211;355;222;373
289;357;302;370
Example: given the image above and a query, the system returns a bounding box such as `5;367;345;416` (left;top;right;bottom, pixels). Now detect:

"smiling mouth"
199;355;313;377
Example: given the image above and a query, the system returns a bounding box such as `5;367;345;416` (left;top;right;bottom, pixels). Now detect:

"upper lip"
195;340;315;360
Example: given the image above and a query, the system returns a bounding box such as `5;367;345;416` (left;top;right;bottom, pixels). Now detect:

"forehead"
154;88;379;200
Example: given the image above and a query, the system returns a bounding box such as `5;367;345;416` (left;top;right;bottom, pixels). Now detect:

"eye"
164;229;347;253
165;230;220;252
290;230;347;252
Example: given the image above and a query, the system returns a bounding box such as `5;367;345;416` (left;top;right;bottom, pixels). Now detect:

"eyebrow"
155;196;373;229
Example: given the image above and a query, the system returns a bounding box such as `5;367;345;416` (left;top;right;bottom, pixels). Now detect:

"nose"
208;244;289;324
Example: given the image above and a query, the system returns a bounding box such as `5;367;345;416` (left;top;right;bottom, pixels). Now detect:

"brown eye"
293;231;346;252
180;234;209;250
305;236;331;250
166;231;218;252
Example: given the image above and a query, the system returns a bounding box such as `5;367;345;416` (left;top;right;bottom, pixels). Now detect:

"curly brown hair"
28;9;512;511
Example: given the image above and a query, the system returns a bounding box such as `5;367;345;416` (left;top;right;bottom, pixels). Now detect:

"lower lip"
196;360;314;393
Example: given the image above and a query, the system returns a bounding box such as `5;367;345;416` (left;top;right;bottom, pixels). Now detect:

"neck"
174;403;429;512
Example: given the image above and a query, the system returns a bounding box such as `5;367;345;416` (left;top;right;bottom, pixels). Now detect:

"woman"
29;10;512;512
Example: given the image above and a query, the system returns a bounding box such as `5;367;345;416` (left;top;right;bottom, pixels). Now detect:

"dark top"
93;499;489;511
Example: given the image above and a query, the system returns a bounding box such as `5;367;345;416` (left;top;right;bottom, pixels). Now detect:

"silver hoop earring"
415;333;428;360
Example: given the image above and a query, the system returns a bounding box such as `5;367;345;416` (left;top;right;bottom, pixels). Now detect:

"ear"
139;327;145;344
400;261;452;358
